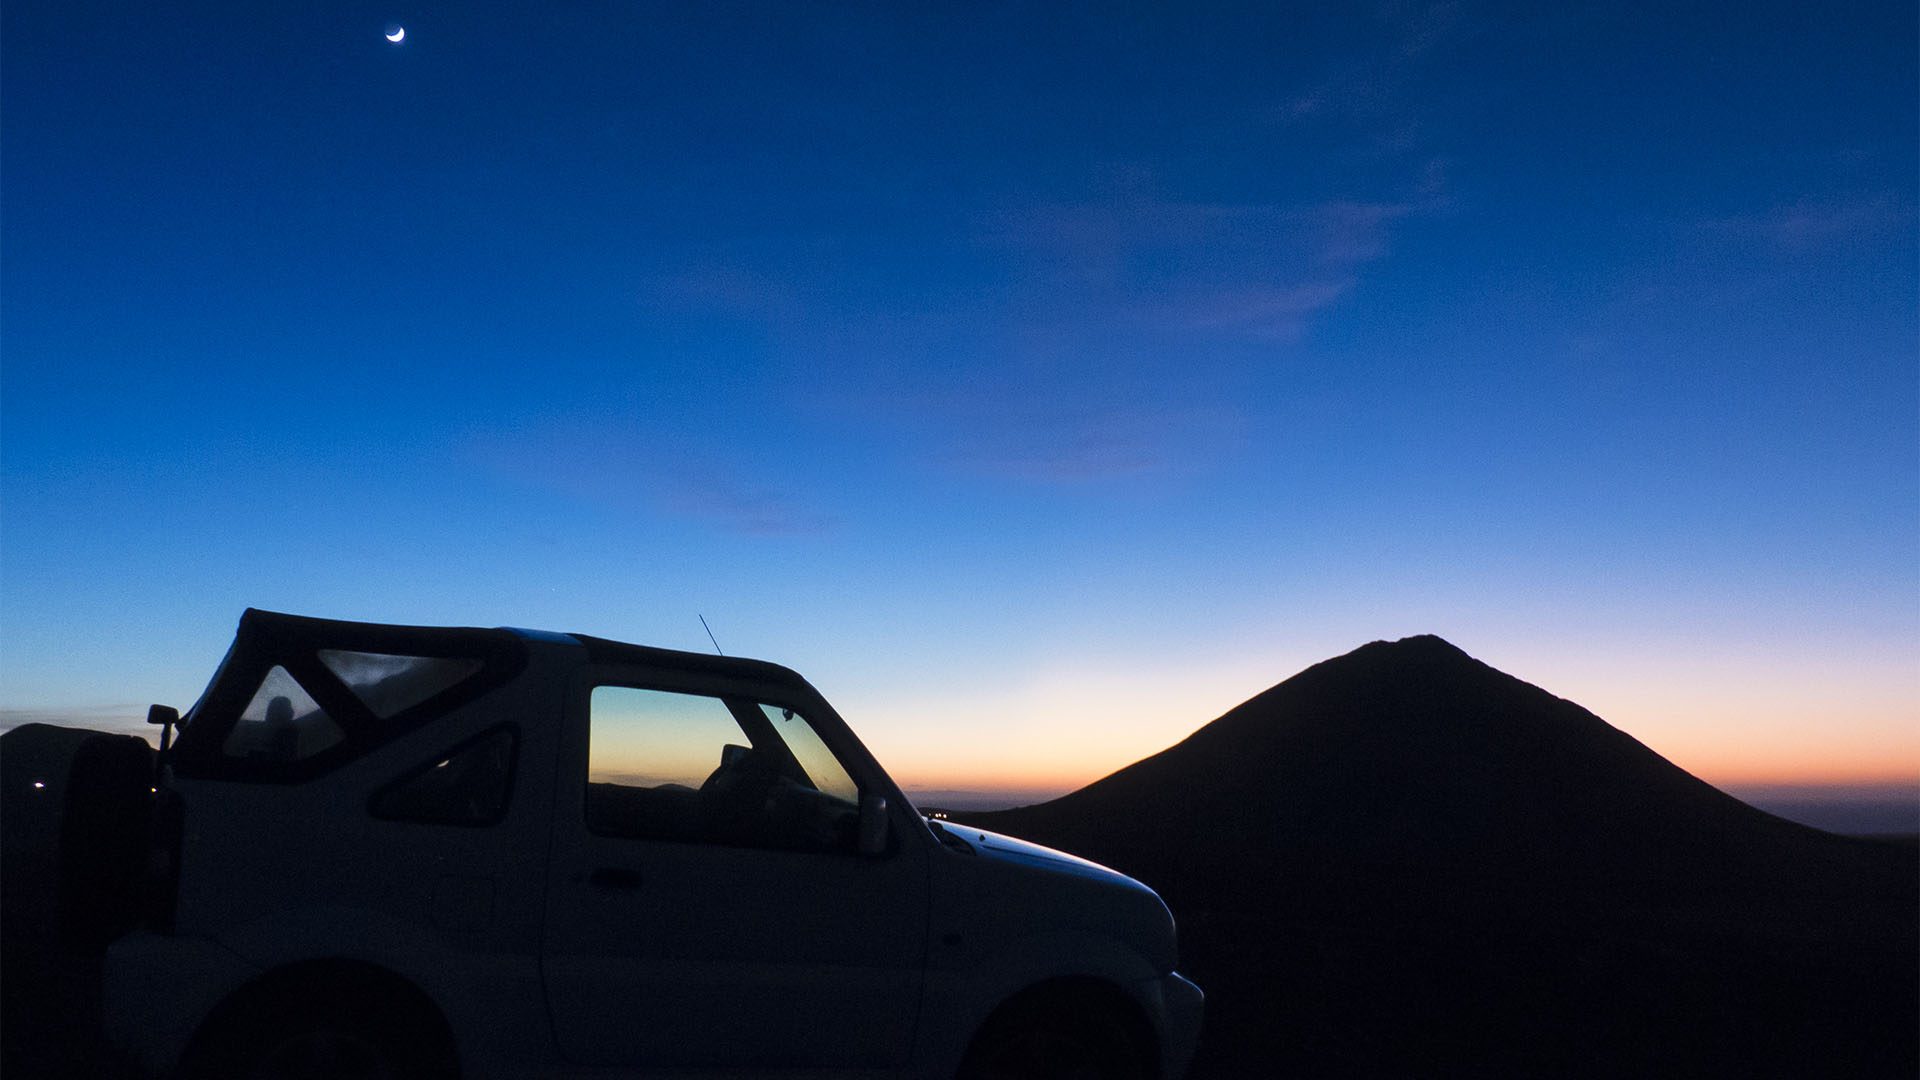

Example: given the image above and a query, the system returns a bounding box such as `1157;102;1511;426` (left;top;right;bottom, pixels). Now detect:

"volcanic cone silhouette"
964;636;1915;1079
974;635;1884;901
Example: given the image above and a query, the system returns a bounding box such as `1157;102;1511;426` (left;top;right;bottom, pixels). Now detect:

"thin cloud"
986;193;1411;319
956;426;1160;484
650;183;1428;490
466;423;833;538
946;405;1246;485
798;189;1426;485
1385;0;1466;59
1277;0;1466;116
656;471;835;537
1709;195;1910;250
1180;280;1356;341
1308;200;1415;262
642;261;805;323
1274;2;1468;164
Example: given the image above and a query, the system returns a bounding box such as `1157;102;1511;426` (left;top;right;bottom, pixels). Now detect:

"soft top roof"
234;607;533;656
236;609;809;686
568;633;813;689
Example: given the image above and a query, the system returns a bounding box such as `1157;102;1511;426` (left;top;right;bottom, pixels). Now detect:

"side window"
318;650;485;719
586;686;864;853
371;727;517;826
222;666;345;763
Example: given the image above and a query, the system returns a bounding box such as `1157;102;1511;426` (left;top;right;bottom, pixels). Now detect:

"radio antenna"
698;614;724;656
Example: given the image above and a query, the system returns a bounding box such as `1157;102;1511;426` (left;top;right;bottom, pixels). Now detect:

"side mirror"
857;793;889;856
147;703;180;754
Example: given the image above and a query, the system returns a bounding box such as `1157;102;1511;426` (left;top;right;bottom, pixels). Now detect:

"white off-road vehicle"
33;609;1199;1078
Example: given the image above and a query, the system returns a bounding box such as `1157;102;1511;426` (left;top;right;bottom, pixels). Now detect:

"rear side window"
171;614;525;783
318;651;486;719
216;655;486;768
222;666;345;763
371;727;518;826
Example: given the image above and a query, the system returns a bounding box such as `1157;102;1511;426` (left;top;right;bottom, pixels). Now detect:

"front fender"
916;927;1166;1074
104;930;259;1076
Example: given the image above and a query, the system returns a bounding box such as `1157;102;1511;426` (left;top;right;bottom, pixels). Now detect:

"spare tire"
0;723;156;951
59;731;156;948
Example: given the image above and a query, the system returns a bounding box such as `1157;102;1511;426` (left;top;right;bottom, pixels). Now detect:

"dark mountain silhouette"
964;636;1917;1079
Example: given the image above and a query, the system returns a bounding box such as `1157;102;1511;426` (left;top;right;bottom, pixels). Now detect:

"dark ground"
1155;843;1919;1079
5;842;1914;1079
14;851;1911;1080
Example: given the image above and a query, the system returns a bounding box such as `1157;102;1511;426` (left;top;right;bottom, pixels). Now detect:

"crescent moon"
385;26;405;43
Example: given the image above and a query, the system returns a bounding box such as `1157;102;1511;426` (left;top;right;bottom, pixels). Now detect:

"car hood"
949;823;1156;896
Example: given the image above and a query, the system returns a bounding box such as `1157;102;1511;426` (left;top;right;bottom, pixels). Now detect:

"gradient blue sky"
4;2;1915;802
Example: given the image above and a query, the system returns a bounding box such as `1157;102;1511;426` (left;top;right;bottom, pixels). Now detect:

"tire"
225;1020;408;1080
180;974;457;1080
56;732;156;948
959;990;1151;1080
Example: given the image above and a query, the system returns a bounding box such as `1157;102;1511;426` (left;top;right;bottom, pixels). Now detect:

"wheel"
959;991;1151;1080
57;732;156;947
232;1020;408;1080
179;972;457;1080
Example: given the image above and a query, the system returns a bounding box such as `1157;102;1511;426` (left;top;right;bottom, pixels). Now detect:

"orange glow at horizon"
1514;639;1920;790
853;641;1920;798
877;729;1920;800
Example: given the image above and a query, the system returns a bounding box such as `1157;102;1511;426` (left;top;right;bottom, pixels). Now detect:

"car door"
540;675;930;1069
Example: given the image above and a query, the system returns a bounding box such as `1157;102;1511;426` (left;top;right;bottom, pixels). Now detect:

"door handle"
587;866;644;889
